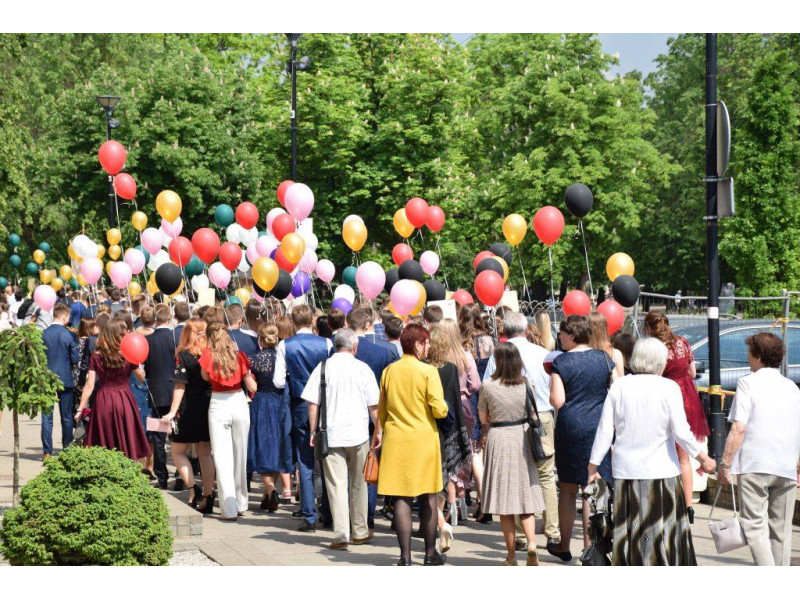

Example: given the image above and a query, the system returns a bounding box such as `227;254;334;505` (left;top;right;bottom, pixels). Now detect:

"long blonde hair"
206;322;238;379
428;319;469;373
535;312;555;351
588;312;614;357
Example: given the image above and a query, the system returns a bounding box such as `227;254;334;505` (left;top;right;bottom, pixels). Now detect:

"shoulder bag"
314;360;330;460
708;485;747;554
524;382;552;461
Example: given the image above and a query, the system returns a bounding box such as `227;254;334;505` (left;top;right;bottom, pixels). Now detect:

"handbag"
313;361;330;461
524;382;552;461
363;447;379;485
708;484;747;554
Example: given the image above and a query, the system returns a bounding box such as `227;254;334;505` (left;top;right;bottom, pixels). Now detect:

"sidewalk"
3;409;799;566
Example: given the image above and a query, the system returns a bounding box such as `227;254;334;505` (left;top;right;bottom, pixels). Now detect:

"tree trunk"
12;409;20;507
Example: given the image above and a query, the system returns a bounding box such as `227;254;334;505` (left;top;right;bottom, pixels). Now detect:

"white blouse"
590;374;703;480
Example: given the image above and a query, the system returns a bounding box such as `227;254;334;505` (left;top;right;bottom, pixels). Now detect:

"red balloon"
405;197;429;228
168;236;193;267
275;247;296;272
113;173;137;200
452;289;474;306
272;213;296;241
425;206;446;232
563;290;592;316
473;250;496;271
474;270;504;307
597;300;625;335
191;228;220;264
392;243;414;266
277;180;294;208
121;332;149;365
235;201;259;230
219;241;243;271
98;140;127;175
532;206;565;246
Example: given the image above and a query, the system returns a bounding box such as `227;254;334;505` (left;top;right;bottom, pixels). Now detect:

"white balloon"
160;228;173;248
226;223;242;244
191;274;210;292
73;234;98;259
240;226;259;247
148;249;170;272
299;230;318;252
237;253;250;273
334;284;355;305
343;214;364;226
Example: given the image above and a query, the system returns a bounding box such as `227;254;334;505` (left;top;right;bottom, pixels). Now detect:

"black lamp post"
96;95;121;228
286;34;310;181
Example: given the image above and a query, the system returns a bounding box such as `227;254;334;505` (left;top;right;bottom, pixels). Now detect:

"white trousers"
208;391;251;518
738;472;797;566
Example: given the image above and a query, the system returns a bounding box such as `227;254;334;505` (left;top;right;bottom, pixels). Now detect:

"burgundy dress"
85;353;151;460
663;337;710;439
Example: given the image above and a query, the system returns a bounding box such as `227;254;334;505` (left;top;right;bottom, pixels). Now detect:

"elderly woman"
717;333;800;566
588;337;716;566
373;324;449;566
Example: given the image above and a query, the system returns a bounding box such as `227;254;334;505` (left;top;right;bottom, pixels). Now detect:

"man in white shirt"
718;332;800;566
303;329;379;550
482;311;559;547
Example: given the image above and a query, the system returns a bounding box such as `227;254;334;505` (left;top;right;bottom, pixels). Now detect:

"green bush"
0;446;173;565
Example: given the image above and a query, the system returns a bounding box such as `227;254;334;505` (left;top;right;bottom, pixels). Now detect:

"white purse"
707;484;747;554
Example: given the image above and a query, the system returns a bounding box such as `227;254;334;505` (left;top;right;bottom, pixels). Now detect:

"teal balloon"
39;242;51;253
215;204;235;227
135;245;150;262
343;265;357;288
185;255;205;277
225;296;242;307
26;262;38;275
69;277;79;290
9;255;21;268
0;277;8;289
258;230;268;238
8;234;20;247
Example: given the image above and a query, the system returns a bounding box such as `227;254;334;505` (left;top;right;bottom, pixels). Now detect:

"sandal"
526;543;539;566
501;556;517;566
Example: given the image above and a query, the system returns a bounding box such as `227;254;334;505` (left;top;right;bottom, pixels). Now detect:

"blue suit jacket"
355;336;397;385
285;333;330;400
364;333;401;361
43;323;80;388
229;328;259;360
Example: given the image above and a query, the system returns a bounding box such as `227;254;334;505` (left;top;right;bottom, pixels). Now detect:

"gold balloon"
50;278;64;292
107;228;122;246
129;281;142;296
411;281;427;316
387;301;402;319
235;287;252;306
156;190;182;223
97;245;106;259
342;220;368;252
146;278;159;296
59;265;73;280
131;211;148;232
77;273;87;287
106;261;116;277
502;214;528;247
490;256;509;283
67;243;77;260
281;232;306;264
33;249;45;264
393;208;415;239
39;269;53;284
252;257;279;292
606;252;635;281
108;244;122;260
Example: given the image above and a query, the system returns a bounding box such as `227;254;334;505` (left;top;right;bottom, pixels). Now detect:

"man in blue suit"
361;307;400;361
144;305;176;488
225;303;259;359
41;304;80;459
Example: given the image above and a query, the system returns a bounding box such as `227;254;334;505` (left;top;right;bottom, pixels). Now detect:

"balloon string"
417;229;426;253
516;246;532;311
111;182;135;311
579;220;594;301
548;247;557;324
488;305;498;342
435;236;449;290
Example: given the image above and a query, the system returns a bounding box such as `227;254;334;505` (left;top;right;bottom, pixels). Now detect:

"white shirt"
273;327;333;390
590;374;703;480
301;352;379;447
728;368;800;480
483;336;553;414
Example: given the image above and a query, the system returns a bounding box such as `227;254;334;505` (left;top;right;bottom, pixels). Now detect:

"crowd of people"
2;283;798;567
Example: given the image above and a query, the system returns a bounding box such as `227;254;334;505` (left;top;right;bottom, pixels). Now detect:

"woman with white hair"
588;337;717;566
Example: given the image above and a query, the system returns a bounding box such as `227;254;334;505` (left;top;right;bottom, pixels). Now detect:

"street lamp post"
286;34;310;181
96;95;121;228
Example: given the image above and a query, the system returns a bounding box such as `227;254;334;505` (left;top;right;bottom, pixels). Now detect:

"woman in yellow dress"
374;324;449;566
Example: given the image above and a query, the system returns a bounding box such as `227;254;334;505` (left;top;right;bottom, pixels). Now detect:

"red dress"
85;353;151;460
662;337;710;439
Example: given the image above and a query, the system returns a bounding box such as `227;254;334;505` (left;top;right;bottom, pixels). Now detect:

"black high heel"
687;506;695;524
189;484;202;509
200;491;216;514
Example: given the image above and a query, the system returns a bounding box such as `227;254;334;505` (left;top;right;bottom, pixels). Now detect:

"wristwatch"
718;460;730;470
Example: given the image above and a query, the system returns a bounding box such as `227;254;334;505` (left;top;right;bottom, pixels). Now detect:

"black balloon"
155;263;183;296
488;242;512;266
253;282;268;298
384;268;400;294
423;279;446;302
564;183;594;218
476;257;504;279
270;269;293;300
611;275;640;308
398;259;424;283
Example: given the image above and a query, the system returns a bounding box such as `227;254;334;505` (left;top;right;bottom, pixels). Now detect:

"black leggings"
393;494;438;560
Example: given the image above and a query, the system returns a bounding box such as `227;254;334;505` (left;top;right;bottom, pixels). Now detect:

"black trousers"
149;430;168;485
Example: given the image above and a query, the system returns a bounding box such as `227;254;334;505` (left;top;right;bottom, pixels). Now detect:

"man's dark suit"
145;327;177;486
41;323;80;455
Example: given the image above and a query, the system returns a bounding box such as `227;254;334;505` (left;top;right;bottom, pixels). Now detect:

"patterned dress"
663;337;710;439
247;348;292;474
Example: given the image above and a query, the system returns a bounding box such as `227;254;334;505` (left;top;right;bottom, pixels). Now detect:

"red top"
198;349;251;392
663;336;710;439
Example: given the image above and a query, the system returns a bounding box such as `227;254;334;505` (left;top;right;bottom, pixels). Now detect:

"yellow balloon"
97;245;106;259
393;208;415;239
108;244;122;260
156;190;182;223
106;261;116;277
502;214;528;247
606;252;635;281
107;228;122;246
77;273;87;287
235;287;252;306
387;301;401;319
33;249;45;264
129;281;142;296
50;278;64;292
40;269;53;284
342;220;368;252
67;243;77;260
169;280;185;298
411;281;427;315
131;211;148;232
147;279;159;296
59;265;73;280
281;232;306;264
490;256;509;283
252;257;279;292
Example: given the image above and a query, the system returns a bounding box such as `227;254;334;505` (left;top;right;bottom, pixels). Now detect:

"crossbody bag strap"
317;360;327;434
524;382;540;423
707;483;737;523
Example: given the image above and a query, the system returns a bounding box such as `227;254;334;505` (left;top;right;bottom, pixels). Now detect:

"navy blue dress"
552;349;613;485
247;348;292;474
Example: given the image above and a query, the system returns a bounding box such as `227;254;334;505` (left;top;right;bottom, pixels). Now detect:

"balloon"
392;243;414;266
299;249;318;274
334;284;356;305
271;270;293;300
565;183;594;218
219;241;243;271
105;261;116;278
129;281;142;296
423;279;446;302
266;207;288;233
33;249;45;264
98;140;126;175
123;248;145;276
384;268;400;294
235;287;252;306
393;208;415;238
252;257;279;292
277;180;294;207
39;269;54;284
452;289;474;306
390;279;421;316
34;285;57;312
109;262;133;289
191;273;210;292
476;257;504;279
106;228;121;246
281;232;306;264
474;270;504;307
419;251;440;276
606;252;635;282
611;275;640;308
597;300;625;335
156;190;182;222
161;216;183;238
235;201;260;230
155;263;183;296
331;298;353;315
343;265;358;288
299;230;318;252
146;277;158;296
398;260;424;283
136;244;150;263
411;281;427;315
316;259;335;283
502;214;528;246
131;211;148;232
245;242;260;266
141;228;162;255
8;233;21;247
81;257;103;285
473;250;496;271
275;247;296;272
97;245;106;259
533;206;565;246
107;245;121;261
425;206;446;233
272;213;296;241
343;215;364;226
26;262;38;275
10;254;21;268
356;262;385;299
59;265;73;280
168;236;193;267
493;256;510;283
185;256;205;277
562;290;592;316
488;243;513;266
121;332;149;364
256;235;278;258
291;272;312;297
69;277;79;290
147;249;170;272
113;173;136;200
405;197;429;228
73;234;98;260
215;204;235;228
0;277;7;289
225;223;242;244
39;242;50;253
235;252;249;273
191;228;220;264
342;220;367;252
285;183;315;221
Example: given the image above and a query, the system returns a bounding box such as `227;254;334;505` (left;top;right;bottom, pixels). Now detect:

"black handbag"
524;382;552;461
314;360;330;460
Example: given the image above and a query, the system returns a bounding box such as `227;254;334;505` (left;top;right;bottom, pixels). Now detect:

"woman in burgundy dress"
74;319;151;463
644;312;710;520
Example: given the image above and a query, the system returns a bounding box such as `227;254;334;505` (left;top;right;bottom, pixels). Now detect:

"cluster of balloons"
393;197;446;238
469;243;512;307
606;252;640;309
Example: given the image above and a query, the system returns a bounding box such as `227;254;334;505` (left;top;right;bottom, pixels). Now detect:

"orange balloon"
107;228;121;246
342;220;368;252
59;265;73;280
502;214;528;246
411;281;427;315
39;269;53;284
97;245;106;259
156;190;182;222
252;257;279;292
129;281;142;296
50;277;64;292
490;256;509;283
131;211;148;232
281;232;306;264
77;273;88;287
108;244;122;260
393;208;414;238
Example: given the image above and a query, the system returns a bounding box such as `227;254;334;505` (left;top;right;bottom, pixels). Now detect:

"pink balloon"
284;183;315;221
245;243;260;265
123;248;146;275
266;207;287;233
299;249;318;274
81;257;103;285
390;279;420;316
419;251;440;276
34;285;57;312
160;216;183;238
109;262;133;289
315;259;335;283
356;261;386;299
141;227;162;255
255;235;278;258
208;262;231;289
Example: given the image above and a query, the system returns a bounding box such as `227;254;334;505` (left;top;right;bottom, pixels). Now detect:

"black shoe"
142;469;156;481
397;557;412;566
291;509;304;519
260;495;270;511
158;482;168;490
424;552;447;566
546;542;572;563
268;490;280;513
687;506;695;525
318;519;333;529
189;484;202;509
298;521;316;532
174;478;185;492
200;491;216;514
367;518;375;529
464;493;472;507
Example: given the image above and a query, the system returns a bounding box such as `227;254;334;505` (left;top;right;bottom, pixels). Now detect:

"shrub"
0;445;173;565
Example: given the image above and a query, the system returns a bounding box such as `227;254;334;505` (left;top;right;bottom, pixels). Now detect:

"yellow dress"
377;354;449;497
